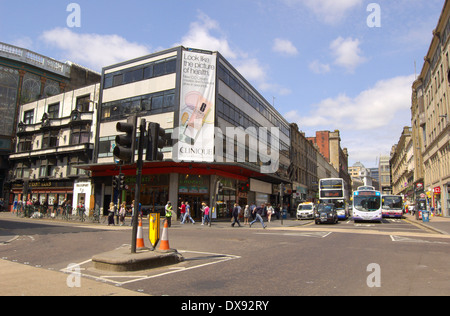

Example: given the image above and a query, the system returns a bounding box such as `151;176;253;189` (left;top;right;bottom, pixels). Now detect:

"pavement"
1;210;450;296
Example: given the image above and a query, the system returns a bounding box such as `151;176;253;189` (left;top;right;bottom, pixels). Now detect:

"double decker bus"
381;195;403;218
352;189;382;222
319;178;349;220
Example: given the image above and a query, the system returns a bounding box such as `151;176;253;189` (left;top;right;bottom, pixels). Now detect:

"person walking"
119;201;127;226
266;203;274;223
107;202;115;226
182;201;195;224
249;204;266;229
179;201;186;223
165;201;173;227
243;205;250;225
203;203;211;226
231;203;242;227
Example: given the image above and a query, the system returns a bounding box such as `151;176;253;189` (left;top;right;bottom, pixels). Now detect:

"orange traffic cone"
159;219;170;251
136;218;145;249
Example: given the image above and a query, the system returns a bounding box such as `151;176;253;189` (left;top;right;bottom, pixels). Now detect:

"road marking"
60;249;241;286
390;235;449;244
257;231;332;238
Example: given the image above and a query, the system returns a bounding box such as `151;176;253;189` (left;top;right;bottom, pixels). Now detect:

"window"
153;60;166;77
48;103;59;119
18;136;33;152
71;125;90;145
152;95;163;110
76;95;91;112
124;68;143;84
24;110;34;125
42;130;59;149
113;74;123;86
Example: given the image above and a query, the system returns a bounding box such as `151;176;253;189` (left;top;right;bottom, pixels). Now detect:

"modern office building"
82;46;291;219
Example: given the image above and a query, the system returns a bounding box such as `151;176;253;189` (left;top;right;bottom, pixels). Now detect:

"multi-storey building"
8;84;100;210
80;46;291;219
0;42;100;198
306;130;351;198
390;127;414;200
411;0;450;216
290;123;320;203
378;155;391;194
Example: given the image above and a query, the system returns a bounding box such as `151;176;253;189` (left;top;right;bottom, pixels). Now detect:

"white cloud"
272;38;299;56
309;60;331;74
40;28;150;71
330;36;367;73
283;0;363;24
286;74;415;165
178;12;238;60
179;12;291;97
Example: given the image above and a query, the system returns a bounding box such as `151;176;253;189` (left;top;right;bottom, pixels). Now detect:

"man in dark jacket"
231;203;242;227
249;204;266;229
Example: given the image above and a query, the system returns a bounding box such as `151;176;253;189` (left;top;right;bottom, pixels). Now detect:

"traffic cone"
159;219;171;251
136;218;145;249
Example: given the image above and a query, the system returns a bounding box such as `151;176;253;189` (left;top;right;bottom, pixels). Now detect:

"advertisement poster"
176;49;216;162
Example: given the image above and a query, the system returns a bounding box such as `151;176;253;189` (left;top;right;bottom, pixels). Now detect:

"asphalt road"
1;215;450;296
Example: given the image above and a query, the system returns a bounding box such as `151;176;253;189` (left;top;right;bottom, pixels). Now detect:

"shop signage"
434;187;441;194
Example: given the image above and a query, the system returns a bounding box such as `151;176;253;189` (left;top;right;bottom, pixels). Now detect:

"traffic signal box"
146;122;166;161
113;115;137;165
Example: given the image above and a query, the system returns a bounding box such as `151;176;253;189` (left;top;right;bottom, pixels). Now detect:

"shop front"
10;179;74;212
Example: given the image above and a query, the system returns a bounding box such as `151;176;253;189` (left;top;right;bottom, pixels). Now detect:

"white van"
296;202;315;220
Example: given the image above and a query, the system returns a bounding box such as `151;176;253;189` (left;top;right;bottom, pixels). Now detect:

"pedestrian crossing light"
146;122;166;161
112;175;119;190
113;115;137;165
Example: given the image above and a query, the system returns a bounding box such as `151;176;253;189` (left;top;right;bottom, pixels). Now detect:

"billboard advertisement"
175;49;217;162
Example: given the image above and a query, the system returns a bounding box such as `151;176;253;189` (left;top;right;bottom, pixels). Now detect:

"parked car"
315;203;338;224
297;202;315;220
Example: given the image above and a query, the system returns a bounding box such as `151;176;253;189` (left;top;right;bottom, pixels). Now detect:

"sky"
0;0;445;168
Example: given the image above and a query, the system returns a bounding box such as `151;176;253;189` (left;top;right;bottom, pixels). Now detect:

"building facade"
390;127;414;200
411;0;450;216
8;84;100;211
0;42;100;198
84;46;291;219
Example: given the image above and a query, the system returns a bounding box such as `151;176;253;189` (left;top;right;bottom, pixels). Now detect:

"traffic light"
146;122;166;161
112;175;119;190
113;115;137;164
118;173;125;190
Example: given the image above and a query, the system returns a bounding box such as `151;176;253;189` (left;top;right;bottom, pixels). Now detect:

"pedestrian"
243;205;250;225
267;203;274;223
107;202;115;226
179;201;186;223
165;201;173;227
119;201;127;226
182;201;195;224
231;203;242;227
249;204;266;229
249;203;256;220
201;202;206;225
203;203;211;226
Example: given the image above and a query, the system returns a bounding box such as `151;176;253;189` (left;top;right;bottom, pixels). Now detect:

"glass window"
154;60;166;77
24;110;34;125
113;74;123;86
48;103;59;119
124;68;143;84
152;95;163;110
163;93;175;108
144;65;153;79
165;57;177;74
104;75;113;89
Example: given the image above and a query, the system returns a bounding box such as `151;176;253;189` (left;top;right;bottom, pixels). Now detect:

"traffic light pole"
131;118;146;254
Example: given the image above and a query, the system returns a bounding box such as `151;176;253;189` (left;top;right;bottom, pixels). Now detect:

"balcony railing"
0;42;71;78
